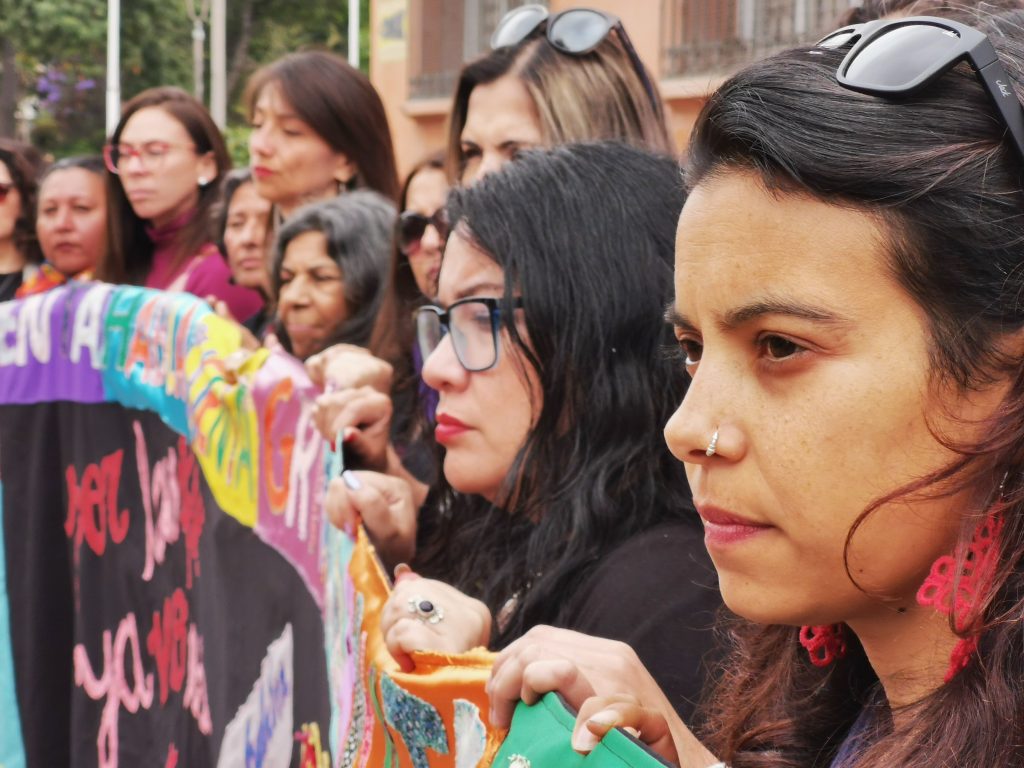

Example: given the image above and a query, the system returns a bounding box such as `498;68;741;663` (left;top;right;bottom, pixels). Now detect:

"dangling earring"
799;624;847;667
917;510;1004;681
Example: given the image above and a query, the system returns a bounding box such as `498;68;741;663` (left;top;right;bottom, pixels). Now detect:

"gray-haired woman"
271;190;395;361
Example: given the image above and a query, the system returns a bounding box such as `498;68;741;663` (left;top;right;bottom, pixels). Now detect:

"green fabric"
492;692;672;767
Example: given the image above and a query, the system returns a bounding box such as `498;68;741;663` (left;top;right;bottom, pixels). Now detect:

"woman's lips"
696;503;773;547
252;166;274;180
434;413;469;444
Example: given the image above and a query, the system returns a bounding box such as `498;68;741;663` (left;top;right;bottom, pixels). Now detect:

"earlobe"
197;152;218;188
334;155;358;186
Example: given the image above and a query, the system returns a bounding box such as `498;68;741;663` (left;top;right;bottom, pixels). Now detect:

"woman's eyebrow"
665;298;852;331
452;281;504;300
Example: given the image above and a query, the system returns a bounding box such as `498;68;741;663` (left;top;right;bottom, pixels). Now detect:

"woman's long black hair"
415;141;696;646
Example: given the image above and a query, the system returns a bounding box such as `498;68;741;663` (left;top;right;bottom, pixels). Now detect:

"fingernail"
587;710;621;729
342;470;362;490
571;726;600;753
394;563;411;579
329;440;336;452
343;427;357;443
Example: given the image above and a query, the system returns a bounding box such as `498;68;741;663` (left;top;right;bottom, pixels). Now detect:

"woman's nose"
421;332;468;393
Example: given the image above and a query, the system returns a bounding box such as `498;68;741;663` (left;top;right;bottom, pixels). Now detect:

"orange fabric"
345;527;506;766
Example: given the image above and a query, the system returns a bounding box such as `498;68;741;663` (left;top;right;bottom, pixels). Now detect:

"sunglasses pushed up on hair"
818;15;1024;162
489;3;660;115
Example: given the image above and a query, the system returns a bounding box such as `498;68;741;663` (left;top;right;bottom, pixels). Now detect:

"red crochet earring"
917;511;1004;681
799;623;847;667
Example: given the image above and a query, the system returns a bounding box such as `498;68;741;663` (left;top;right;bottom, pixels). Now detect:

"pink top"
143;209;264;323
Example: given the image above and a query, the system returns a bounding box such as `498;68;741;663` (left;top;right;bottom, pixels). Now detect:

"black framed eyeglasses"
397;208;450;256
818;15;1024;163
415;296;523;373
489;4;660;117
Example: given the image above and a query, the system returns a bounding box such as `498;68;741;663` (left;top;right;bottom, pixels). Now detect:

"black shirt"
560;522;721;723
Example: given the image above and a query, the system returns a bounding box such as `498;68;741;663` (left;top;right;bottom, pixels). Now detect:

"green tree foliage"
0;0;368;158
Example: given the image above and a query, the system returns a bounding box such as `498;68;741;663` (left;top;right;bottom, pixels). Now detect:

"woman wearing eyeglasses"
325;142;721;723
0;139;45;302
450;5;673;185
484;11;1024;768
95;87;263;323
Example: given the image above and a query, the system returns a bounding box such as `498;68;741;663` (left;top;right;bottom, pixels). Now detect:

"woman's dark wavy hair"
98;86;231;285
270;191;395;358
415;141;695;646
688;11;1024;767
0;138;46;265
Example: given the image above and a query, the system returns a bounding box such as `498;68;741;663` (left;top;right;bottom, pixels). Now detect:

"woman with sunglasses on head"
486;10;1024;768
450;5;673;185
0;139;45;302
17;156;107;298
325;142;721;722
96;87;263;323
246;51;400;222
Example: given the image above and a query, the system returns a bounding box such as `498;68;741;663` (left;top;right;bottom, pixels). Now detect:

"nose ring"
705;429;719;457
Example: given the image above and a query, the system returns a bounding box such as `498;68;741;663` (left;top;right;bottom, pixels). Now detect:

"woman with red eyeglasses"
95;87;262;323
0;139;46;302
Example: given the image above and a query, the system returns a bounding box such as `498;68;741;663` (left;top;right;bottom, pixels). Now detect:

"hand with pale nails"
486;626;718;766
305;343;394;394
379;573;492;673
324;470;417;571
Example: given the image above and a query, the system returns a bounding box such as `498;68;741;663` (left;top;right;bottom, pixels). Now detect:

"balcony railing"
661;0;859;80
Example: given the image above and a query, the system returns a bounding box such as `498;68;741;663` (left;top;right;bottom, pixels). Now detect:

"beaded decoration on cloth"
917;513;1004;682
799;624;847;667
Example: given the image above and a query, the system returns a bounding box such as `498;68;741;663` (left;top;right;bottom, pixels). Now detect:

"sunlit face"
403;166;449;298
277;230;348;360
460;74;544;186
36;168;107;276
249;83;355;218
0;159;22;245
421;233;540;502
223;181;272;294
664;171;1007;631
116;106;215;229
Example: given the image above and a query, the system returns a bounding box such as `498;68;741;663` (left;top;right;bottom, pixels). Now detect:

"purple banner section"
0;283;109;405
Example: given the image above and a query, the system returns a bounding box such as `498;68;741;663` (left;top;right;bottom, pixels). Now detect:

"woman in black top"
327;142;721;720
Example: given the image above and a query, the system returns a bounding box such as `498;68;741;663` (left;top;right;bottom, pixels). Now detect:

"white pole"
106;0;121;134
211;0;226;127
348;0;359;68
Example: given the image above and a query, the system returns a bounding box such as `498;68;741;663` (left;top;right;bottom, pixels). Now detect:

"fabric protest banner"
0;283;504;768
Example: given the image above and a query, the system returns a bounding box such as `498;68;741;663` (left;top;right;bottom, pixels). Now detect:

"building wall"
369;0;718;179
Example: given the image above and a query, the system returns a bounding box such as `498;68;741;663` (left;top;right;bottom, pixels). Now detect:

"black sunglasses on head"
490;4;661;117
818;15;1024;163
